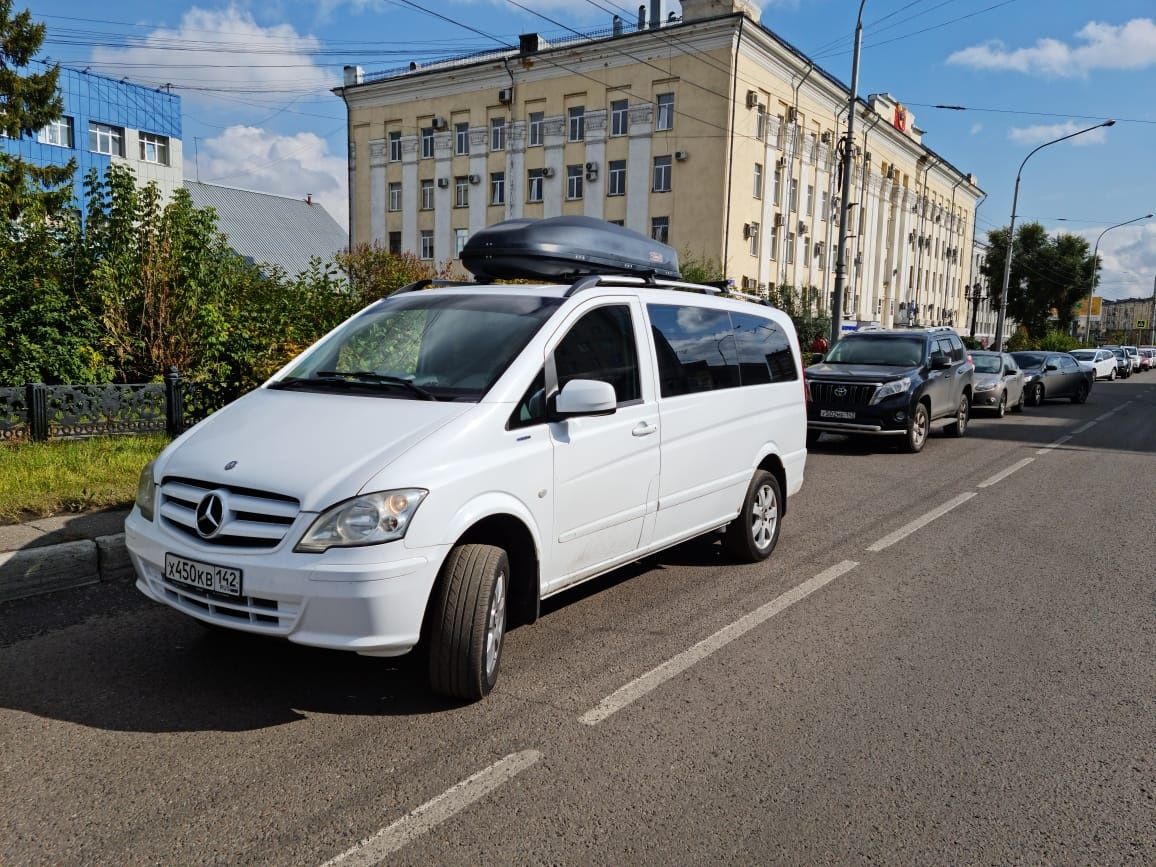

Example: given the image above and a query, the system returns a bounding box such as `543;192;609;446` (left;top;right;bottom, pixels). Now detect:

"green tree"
980;222;1094;340
0;1;74;219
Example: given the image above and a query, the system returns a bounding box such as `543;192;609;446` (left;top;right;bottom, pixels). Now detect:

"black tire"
723;470;783;563
806;428;821;448
428;544;509;701
1013;388;1026;413
995;391;1007;418
1108;368;1116;381
904;402;930;453
1029;383;1045;406
1071;381;1089;404
945;394;970;437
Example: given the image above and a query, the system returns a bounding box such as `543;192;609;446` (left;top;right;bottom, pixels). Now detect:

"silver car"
970;351;1025;417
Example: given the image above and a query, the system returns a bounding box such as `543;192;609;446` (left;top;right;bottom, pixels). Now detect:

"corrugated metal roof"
185;181;348;276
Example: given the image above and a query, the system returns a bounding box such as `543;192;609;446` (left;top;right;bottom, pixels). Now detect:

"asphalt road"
2;376;1154;865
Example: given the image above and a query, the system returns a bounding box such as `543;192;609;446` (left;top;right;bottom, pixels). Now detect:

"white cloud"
1062;223;1156;301
91;5;338;107
947;18;1156;77
1008;120;1107;147
969;122;983;135
196;125;348;228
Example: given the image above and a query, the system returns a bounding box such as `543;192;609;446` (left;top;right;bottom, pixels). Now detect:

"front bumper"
972;388;1003;409
125;509;447;657
807;399;911;435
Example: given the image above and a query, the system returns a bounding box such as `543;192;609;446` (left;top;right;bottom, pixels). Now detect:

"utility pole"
1150;273;1156;345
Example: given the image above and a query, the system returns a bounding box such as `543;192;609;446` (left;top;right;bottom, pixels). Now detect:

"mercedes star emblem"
195;493;226;539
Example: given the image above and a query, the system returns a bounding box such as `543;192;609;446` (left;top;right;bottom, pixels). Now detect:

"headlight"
296;489;427;553
135;460;157;521
869;377;912;404
975;381;997;392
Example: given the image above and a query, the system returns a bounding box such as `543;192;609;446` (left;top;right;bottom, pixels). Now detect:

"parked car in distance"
1011;352;1093;405
1104;347;1132;378
1138;348;1154;371
124;216;809;702
971;351;1025;416
805;326;974;454
1070;348;1119;381
1122;345;1141;372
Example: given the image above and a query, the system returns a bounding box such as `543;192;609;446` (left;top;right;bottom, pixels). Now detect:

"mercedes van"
126;217;807;700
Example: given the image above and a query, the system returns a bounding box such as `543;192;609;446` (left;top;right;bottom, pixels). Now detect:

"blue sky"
26;0;1156;300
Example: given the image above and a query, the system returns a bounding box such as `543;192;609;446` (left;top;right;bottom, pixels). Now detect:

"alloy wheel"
751;483;778;550
484;570;507;680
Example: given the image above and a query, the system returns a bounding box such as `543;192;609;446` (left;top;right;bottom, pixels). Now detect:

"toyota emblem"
195;493;226;539
833;386;848;397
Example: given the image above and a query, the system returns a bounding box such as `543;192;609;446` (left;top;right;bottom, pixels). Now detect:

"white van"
126;219;807;700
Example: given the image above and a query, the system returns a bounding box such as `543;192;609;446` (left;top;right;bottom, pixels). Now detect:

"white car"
1122;345;1141;372
125;217;808;701
1070;348;1118;381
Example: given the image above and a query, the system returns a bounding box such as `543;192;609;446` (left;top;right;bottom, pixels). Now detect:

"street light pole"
1084;213;1152;342
994;119;1116;349
831;0;867;347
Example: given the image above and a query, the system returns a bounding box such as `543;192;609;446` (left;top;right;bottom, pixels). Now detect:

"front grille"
160;477;300;549
153;573;302;631
809;381;880;406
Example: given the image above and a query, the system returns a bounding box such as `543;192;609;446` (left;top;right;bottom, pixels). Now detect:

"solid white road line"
1071;420;1098;435
579;560;859;726
320;750;542;866
1036;434;1072;455
866;492;977;553
977;457;1035;489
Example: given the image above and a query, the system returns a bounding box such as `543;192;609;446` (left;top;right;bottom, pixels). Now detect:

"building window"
420;230;434;260
748;221;759;256
608;160;626;196
138;131;170;163
772;166;782;206
455;122;469;155
527;168;544;203
38;116;73;148
389;131;402;162
455;228;469;256
786;231;795;264
388;182;401;212
655;92;674;131
388;231;402;254
652;155;672;193
789;177;799;213
491;117;506;151
651;216;669;244
421;127;434;159
490;171;505;205
420;179;434;210
455;176;469;208
611;99;628;136
806;184;814;217
770;225;779;260
756;104;766;141
820;189;829;221
568;106;585;142
88;122;124;157
529;112;544;147
753;163;762;199
566;165;583;200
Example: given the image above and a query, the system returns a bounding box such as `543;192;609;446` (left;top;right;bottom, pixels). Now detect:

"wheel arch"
755;452;787;516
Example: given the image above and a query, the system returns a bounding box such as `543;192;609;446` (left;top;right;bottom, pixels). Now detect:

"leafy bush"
960;335;983;350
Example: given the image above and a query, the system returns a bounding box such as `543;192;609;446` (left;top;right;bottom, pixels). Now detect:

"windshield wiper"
315;371;438;400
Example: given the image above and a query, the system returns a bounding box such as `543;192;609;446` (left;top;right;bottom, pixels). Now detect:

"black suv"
805;327;975;453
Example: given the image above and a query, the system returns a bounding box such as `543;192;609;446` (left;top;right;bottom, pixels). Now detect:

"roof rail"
394;278;476;295
564;273;729;298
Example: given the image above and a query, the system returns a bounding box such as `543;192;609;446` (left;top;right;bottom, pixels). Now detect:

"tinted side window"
509;369;547;429
1059;355;1078;372
554;304;641;405
948;335;965;362
731;312;798;383
935;338;954;360
647;304;740;397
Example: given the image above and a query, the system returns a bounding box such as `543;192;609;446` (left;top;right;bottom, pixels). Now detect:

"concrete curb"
0;532;133;604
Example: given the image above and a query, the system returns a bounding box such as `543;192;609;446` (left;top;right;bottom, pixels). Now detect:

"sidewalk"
0;508;133;603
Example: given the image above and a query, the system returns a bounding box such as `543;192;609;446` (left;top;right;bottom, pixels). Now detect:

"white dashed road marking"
866;492;977;553
977;458;1035;489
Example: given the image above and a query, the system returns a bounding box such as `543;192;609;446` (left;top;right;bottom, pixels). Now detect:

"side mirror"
552;379;617;419
930;353;950;370
810;352;825;365
1004;368;1016;376
1045;362;1059;372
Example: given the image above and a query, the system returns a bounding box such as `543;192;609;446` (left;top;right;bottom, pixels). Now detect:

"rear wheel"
1071;381;1089;404
904;402;930;453
945;394;970;437
428;544;509;701
723;470;782;563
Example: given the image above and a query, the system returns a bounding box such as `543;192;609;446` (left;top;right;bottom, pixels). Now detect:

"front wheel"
428;544;509;701
1013;388;1026;413
904;402;930;453
995;391;1007;418
1108;368;1116;381
723;470;782;563
945;394;970;437
1029;383;1045;406
1071;381;1089;404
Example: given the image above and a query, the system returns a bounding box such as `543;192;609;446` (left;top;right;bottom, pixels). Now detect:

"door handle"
632;421;657;437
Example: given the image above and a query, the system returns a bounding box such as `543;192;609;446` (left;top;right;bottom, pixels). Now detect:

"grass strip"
0;435;168;523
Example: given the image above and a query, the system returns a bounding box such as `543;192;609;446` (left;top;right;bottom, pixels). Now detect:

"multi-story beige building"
336;0;983;329
1100;296;1155;342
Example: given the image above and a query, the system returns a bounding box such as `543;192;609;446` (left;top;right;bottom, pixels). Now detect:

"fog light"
894;411;906;422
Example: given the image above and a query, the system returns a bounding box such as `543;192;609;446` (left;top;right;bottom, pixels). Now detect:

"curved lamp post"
1083;213;1152;341
993;119;1115;348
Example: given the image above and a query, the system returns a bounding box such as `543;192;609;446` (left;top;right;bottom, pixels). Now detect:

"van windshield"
272;293;562;401
823;336;924;367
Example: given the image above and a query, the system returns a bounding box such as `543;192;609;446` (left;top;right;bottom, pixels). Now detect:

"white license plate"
820;409;856;420
164;553;243;597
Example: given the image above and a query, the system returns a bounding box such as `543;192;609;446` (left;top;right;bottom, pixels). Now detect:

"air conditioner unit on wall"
786;106;797;123
820;131;831;144
542;166;555;178
776;156;787;169
674;150;688;161
773;213;784;227
746;90;759;108
498;87;512;104
433;116;448;130
743;223;752;239
797;220;808;235
468;174;481;184
585;161;598;172
437;177;449;188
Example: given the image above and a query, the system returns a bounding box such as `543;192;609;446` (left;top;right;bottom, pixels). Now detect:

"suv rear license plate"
820;409;856;420
164;553;243;597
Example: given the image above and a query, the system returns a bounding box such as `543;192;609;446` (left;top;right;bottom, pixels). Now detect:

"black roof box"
461;216;681;282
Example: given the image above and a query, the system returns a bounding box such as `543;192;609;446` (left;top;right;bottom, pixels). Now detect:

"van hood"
158;388;472;511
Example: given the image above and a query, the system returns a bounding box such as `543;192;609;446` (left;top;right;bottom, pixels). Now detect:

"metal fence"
0;368;241;444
